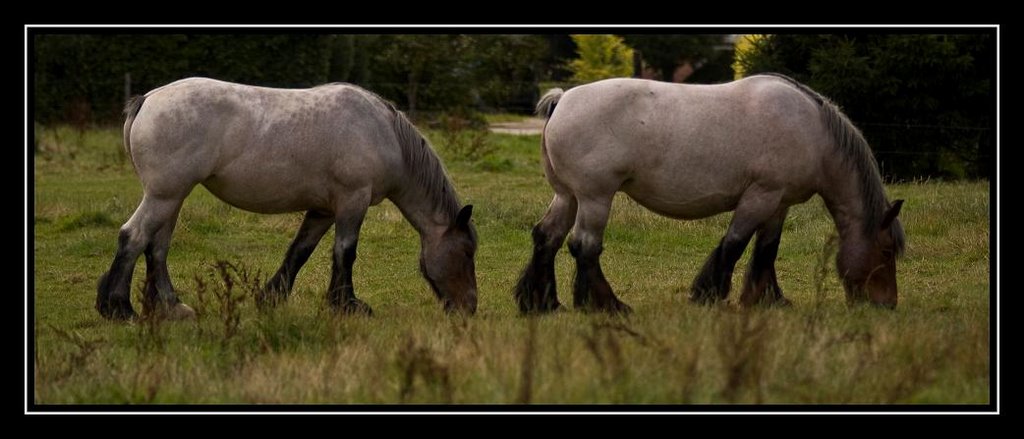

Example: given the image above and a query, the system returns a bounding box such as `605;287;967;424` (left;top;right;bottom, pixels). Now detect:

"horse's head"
838;200;905;308
420;205;478;314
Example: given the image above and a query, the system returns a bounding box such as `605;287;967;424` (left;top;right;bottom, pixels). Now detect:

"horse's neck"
391;188;452;242
819;168;870;247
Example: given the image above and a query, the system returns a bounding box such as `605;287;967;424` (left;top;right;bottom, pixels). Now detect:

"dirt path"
488;117;545;135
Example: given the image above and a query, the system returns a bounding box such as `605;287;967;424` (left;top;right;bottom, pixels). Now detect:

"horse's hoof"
519;300;562;315
142;302;196;321
255;291;287;310
579;299;632;315
689;293;721;306
339;299;373;316
166;303;196;320
97;299;137;321
610;300;633;316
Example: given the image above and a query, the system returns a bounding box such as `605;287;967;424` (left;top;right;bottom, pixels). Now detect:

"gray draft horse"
515;74;905;314
97;78;478;320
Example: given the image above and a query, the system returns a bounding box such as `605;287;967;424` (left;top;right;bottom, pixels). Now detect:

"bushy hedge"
736;34;994;180
32;34;549;124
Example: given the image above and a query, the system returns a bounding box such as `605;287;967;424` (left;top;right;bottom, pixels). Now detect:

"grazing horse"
97;78;478;320
514;74;904;314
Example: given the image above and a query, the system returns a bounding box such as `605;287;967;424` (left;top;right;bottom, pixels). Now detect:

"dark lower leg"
327;239;370;314
142;246;179;312
259;210;333;307
514;195;576;314
569;239;631;314
740;232;789;307
514;226;565;313
327;212;370;315
98;194;189;321
97;229;141;320
690;233;753;305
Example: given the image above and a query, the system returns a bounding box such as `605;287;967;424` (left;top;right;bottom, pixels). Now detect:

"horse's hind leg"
569;194;631;314
691;187;781;305
141;201;194;320
739;208;791;307
97;194;186;320
514;193;577;314
258;210;334;309
327;193;372;315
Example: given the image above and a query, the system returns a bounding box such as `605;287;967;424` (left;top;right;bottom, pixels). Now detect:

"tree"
567;35;634;83
33;34;332;124
621;34;734;83
732;34;766;79
467;35;549;113
369;35;475;117
736;34;994;179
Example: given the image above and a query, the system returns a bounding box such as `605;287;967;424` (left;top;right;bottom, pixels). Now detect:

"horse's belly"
624;189;740;220
201;175;325;214
622;171;744;220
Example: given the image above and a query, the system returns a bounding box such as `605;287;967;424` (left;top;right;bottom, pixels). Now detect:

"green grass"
33;125;990;404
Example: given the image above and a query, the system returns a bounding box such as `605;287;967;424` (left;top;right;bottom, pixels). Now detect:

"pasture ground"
32;125;991;404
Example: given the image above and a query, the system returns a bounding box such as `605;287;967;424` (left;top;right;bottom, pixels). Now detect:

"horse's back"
127;78;402;213
543;77;827;218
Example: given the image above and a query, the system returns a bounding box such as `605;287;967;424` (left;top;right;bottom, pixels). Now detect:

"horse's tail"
535;88;564;119
122;95;146;171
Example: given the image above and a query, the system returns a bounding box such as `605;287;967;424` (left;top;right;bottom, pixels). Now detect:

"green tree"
621;34;734;83
467;35;549;113
33;34;332;124
568;35;633;83
368;35;475;116
737;34;994;179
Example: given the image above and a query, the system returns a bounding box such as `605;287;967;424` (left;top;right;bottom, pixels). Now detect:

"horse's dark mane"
757;73;905;256
391;109;462;222
318;82;462;223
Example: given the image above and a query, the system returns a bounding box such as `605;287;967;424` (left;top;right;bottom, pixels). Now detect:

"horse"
96;78;478;321
514;74;905;314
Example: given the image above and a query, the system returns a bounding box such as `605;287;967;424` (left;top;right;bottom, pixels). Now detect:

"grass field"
32;125;991;405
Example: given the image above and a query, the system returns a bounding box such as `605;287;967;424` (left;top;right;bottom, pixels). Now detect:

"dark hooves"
97;299;138;321
256;293;287;311
519;300;563;315
338;299;373;316
580;299;632;315
689;293;723;306
144;302;197;321
768;296;792;308
256;284;289;310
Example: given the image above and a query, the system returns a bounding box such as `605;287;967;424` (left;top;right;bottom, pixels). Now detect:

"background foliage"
735;34;994;179
32;32;995;179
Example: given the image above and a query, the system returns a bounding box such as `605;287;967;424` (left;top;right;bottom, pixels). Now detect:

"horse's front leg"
568;194;631;314
739;208;792;307
259;210;334;309
327;193;372;315
691;187;781;305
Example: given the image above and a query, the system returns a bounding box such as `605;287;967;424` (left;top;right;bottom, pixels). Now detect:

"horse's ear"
455;205;473;229
881;199;904;230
